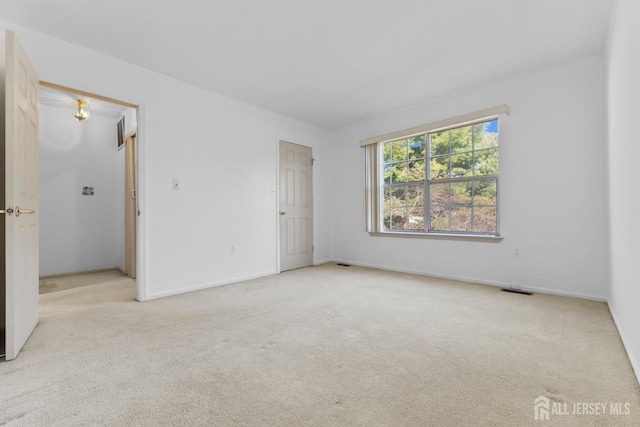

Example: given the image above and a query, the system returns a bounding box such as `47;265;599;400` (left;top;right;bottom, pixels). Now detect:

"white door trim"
275;135;281;273
135;104;148;301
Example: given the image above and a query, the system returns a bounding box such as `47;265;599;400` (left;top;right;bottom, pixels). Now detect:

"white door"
2;30;40;360
279;141;313;271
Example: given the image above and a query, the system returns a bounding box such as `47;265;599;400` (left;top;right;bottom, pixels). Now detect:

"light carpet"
39;269;127;294
1;264;639;426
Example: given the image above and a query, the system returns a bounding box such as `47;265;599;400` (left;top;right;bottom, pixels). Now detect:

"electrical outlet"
513;247;520;257
231;244;237;254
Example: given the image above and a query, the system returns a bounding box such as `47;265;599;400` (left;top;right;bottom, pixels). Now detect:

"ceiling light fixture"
72;99;90;121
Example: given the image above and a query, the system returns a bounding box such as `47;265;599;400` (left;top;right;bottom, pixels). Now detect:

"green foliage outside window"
382;119;499;234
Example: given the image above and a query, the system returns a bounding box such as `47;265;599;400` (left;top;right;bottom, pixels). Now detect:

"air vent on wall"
501;288;532;296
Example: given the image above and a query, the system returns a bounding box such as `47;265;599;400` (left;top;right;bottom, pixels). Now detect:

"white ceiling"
39;86;128;119
0;0;614;129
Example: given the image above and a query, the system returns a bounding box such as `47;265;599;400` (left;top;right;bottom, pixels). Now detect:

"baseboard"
332;258;608;302
144;270;278;301
39;267;121;280
313;258;335;266
608;305;640;387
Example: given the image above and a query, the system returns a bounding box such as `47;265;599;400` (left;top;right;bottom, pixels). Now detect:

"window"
382;135;426;231
364;106;507;237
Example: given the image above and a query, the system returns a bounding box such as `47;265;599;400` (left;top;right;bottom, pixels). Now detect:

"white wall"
330;54;609;300
0;20;332;299
606;0;640;381
39;104;124;276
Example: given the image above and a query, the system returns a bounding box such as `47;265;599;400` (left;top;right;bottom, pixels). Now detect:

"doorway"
279;140;313;271
37;82;138;282
2;31;144;360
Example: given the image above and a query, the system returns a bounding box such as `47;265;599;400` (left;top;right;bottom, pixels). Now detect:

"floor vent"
501;288;532;296
336;263;351;267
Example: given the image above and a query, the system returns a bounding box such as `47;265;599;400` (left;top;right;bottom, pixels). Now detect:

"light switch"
173;179;180;191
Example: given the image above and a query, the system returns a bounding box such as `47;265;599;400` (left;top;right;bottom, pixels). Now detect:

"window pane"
473;206;497;233
451;125;473;153
384;161;409;183
383;187;391;207
383;141;393;163
473;179;497;205
384;186;405;207
407;207;425;230
451;181;472;205
391;139;408;161
396;162;409;183
408;159;425;182
390;208;406;230
474;148;498;176
391;186;407;205
408;136;426;159
429;182;450;206
383;206;392;230
451;207;472;232
383;163;392;184
474;120;498;150
430;206;449;231
407;184;424;207
430;156;449;179
451;152;473;178
430;131;450;156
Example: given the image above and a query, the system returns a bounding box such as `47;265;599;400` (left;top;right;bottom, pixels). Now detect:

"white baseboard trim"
143;270;278;301
608;305;640;386
39;267;121;280
332;258;607;302
313;258;335;266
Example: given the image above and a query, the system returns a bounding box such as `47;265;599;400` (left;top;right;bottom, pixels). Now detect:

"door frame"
124;129;137;279
276;137;313;273
276;137;282;273
36;81;148;301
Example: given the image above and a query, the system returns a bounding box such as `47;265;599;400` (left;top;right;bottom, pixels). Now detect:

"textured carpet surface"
39;269;126;294
1;264;639;426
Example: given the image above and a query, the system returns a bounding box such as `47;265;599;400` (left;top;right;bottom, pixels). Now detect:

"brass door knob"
15;206;35;217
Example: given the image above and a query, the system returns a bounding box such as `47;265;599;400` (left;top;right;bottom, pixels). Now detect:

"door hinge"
312;245;315;252
311;158;315;165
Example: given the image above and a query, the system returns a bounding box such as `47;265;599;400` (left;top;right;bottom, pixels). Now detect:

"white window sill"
369;231;503;242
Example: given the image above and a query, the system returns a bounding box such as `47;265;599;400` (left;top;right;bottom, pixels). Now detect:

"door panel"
299;218;309;254
285;219;295;256
3;30;40;360
279;141;313;271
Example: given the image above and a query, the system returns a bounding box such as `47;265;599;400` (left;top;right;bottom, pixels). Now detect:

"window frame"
364;106;508;239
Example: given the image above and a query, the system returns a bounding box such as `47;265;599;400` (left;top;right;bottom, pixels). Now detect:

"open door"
1;30;40;360
279;140;313;271
124;132;136;279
